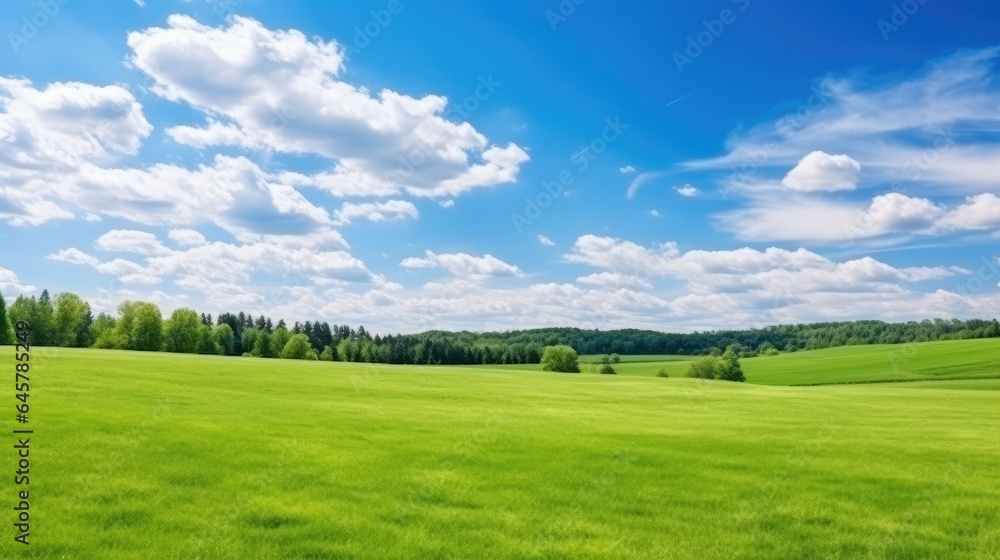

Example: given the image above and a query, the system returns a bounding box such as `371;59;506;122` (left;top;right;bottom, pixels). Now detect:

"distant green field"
579;354;694;363
2;346;999;558
573;339;1000;385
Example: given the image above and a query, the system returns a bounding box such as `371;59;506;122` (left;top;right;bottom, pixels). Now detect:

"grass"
1;345;999;558
567;339;1000;385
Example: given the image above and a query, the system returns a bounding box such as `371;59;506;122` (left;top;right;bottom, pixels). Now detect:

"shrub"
599;364;616;375
687;357;719;379
541;345;580;373
656;369;669;378
610;353;620;364
717;349;746;382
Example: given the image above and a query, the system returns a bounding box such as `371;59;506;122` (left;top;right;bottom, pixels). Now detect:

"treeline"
1;288;997;363
0;289;545;363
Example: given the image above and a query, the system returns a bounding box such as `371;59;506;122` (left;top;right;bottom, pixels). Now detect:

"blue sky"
1;0;999;333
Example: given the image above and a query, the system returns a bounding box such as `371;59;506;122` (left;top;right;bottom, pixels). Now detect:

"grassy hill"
2;346;999;558
574;339;1000;385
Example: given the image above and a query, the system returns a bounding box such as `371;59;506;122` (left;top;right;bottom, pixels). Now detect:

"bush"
610;353;621;364
687;357;719;379
717;349;746;382
656;369;669;378
599;364;616;375
541;345;580;373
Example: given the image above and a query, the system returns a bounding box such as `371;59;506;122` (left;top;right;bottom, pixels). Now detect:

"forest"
2;288;998;364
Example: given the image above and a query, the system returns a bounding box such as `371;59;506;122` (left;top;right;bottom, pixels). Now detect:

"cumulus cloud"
127;15;529;198
168;229;208;247
95;229;171;255
46;248;99;266
564;234;954;296
718;191;1000;242
782;151;860;192
619;165;636;174
537;235;555;247
400;250;523;278
0;268;35;296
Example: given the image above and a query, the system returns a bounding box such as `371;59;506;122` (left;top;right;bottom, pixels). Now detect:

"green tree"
91;313;119;349
541;345;580;373
76;303;94;347
272;327;291;355
53;292;89;347
213;324;235;355
115;301;163;352
197;324;221;354
8;295;55;346
599;364;616;375
35;290;55;346
716;349;745;382
281;334;318;360
252;331;276;358
241;328;262;356
319;345;334;361
687;357;719;379
0;289;12;345
610;353;621;364
164;308;201;353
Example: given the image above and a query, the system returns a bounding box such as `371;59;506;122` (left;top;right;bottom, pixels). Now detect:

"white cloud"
649;209;661;218
781;151;860;192
537;235;555;247
0;268;35;296
619;165;636;174
439;200;455;209
564;234;955;296
718;191;1000;242
95;229;171;255
168;229;208;247
400;250;523;278
577;272;652;290
674;185;700;197
333;200;418;226
127;15;529;198
685;47;1000;194
46;248;99;266
934;193;1000;232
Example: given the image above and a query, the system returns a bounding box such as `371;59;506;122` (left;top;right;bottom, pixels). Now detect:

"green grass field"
2;342;999;558
571;339;1000;385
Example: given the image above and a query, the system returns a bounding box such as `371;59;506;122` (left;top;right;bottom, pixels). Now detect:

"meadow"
1;340;998;559
573;339;1000;385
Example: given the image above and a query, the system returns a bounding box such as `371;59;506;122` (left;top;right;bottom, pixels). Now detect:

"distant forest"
2;288;998;364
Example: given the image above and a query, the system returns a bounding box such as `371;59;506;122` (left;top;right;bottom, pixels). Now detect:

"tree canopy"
541;345;580;373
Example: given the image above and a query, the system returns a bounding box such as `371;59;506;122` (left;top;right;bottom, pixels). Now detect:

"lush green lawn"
2;346;999;558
